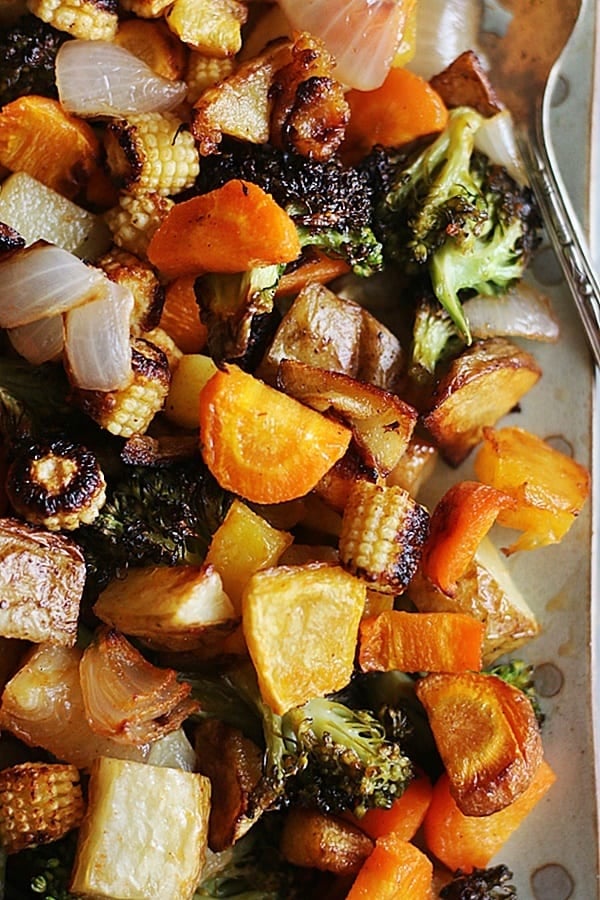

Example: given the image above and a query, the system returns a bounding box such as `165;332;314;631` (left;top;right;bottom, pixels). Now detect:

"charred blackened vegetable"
0;15;69;106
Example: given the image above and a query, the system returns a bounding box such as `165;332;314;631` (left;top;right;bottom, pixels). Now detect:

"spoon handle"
518;127;600;367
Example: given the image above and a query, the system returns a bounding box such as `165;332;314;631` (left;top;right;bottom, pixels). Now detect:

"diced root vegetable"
345;832;433;899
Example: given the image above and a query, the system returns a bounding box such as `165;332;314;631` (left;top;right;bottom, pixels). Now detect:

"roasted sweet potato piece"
474;425;591;554
429;50;503;117
280;807;373;875
195;718;263;851
416;671;543;817
277;360;417;477
423;338;541;466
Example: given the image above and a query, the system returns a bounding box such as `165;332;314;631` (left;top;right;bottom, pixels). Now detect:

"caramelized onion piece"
80;627;199;745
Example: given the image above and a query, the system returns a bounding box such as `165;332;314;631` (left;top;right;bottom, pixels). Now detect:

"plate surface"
476;2;598;896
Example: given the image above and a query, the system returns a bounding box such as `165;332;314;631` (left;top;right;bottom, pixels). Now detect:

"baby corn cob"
0;761;84;853
104;191;174;258
165;0;247;56
185;51;235;104
74;337;171;437
28;0;118;40
104;113;199;197
339;481;430;594
98;247;165;335
6;439;107;531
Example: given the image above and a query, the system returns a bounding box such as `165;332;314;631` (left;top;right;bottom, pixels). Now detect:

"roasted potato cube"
408;537;539;664
280;807;373;875
191;38;292;154
416;671;543;817
0;761;84;853
195;718;263;851
339;482;430;595
242;563;366;714
277;360;417;477
424;338;542;466
70;756;211;900
205;500;293;614
259;283;404;390
166;0;247;56
0;517;85;646
93;564;237;652
474;426;591;553
314;449;377;514
386;433;438;497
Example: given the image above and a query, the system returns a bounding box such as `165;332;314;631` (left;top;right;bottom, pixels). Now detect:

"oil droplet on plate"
531;863;574;899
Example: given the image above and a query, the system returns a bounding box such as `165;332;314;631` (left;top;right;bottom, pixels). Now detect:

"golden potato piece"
280;807;373;876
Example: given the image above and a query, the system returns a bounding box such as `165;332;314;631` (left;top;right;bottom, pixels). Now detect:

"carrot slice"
420;480;516;596
343;67;448;163
0;96;103;200
346;832;433;899
198;365;352;504
354;771;433;841
423;761;556;873
147;180;301;278
160;275;208;354
276;250;351;298
358;610;483;674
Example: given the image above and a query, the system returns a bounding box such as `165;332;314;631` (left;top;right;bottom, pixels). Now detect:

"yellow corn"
185;51;235;104
339;481;430;595
0;761;84;854
104;191;174;258
119;0;172;17
142;326;183;371
28;0;118;40
104;113;199;197
75;337;171;437
98;247;165;335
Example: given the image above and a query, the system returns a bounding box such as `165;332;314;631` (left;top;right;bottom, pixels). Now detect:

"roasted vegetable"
4;831;78;900
195;139;383;276
486;659;544;728
0;15;68;107
439;864;517;899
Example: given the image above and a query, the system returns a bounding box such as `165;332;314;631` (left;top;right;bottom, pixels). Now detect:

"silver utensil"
514;0;600;365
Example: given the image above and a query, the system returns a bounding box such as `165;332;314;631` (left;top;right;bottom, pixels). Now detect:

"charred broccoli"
369;107;541;340
439;864;518;899
409;295;465;381
74;456;232;596
194;140;383;277
188;666;413;819
4;832;77;900
0;15;69;106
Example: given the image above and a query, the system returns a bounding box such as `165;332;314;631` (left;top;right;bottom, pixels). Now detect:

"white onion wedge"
408;0;483;80
276;0;407;90
56;40;188;117
8;315;65;365
0;242;108;328
474;109;528;186
463;283;560;342
64;281;134;391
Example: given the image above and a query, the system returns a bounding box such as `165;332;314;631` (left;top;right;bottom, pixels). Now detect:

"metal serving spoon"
482;0;600;365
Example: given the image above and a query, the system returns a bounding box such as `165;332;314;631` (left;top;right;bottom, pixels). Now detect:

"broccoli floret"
409;295;464;381
371;107;541;340
194;140;383;277
486;659;545;727
196;265;282;367
439;864;518;899
0;358;78;446
187;666;414;819
4;832;78;900
0;15;69;106
74;456;232;596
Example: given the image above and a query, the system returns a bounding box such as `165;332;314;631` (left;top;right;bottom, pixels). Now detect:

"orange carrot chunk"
423;761;556;873
160;275;208;354
148;180;301;279
276;250;351;298
346;832;433;899
359;610;483;674
343;67;448;163
420;480;516;596
198;364;352;504
355;771;433;841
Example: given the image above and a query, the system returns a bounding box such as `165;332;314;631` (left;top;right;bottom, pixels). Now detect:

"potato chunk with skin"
242;563;366;714
280;807;373;875
424;338;541;466
93;564;237;652
70;756;211;900
0;517;85;647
